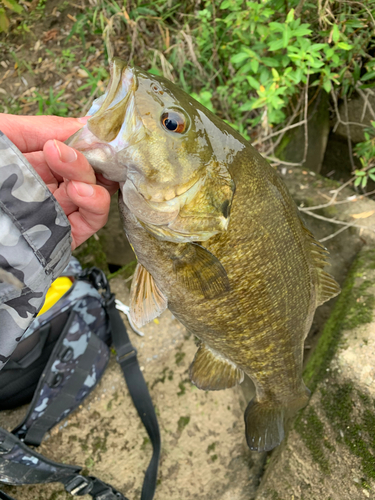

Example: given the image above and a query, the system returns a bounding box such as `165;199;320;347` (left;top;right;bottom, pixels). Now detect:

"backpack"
0;259;160;500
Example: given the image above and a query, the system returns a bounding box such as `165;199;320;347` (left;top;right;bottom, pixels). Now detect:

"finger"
24;151;61;192
44;140;97;184
1;114;89;153
52;182;79;217
95;173;120;196
66;181;111;249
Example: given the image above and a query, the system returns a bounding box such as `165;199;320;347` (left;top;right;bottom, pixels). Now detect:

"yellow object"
38;277;73;316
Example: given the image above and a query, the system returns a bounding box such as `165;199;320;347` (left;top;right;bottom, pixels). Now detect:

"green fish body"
67;58;340;451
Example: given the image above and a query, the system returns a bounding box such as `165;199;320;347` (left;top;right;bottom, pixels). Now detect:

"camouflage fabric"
0;131;72;370
0;428;80;485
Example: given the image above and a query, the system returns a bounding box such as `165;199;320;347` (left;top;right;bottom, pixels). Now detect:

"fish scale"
67;58;340;452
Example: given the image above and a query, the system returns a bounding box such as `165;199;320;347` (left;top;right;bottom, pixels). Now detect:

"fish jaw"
66;60;140;183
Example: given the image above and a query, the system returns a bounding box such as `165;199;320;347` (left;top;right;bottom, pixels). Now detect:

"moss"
151;367;169;389
85;457;94;468
107;259;137;281
211;454;218;462
304;247;375;393
73;235;109;273
177;380;187;396
177;415;190;431
92;430;108;454
295;406;330;474
141;437;151;450
320;382;375;481
206;442;217;453
175;351;186;366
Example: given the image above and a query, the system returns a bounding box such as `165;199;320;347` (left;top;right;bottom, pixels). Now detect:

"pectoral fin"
130;263;168;328
172;243;230;300
189;344;244;390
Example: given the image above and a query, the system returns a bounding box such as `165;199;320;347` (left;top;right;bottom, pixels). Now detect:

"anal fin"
172;243;230;300
130;263;168;328
189;344;244;391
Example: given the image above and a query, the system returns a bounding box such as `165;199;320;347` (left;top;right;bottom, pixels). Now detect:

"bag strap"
105;294;161;500
0;427;127;500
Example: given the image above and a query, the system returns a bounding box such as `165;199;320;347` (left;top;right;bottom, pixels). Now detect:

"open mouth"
87;60;136;143
121;176;204;227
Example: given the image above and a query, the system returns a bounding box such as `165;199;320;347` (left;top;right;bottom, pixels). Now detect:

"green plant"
33;87;69;116
354;122;375;189
0;0;22;32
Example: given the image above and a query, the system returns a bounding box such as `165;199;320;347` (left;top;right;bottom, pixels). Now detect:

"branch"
301;209;375;232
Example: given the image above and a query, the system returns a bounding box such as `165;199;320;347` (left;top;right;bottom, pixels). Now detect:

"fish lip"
135;174;203;203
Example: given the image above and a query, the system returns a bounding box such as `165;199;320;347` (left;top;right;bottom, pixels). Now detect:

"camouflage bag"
0;259;161;500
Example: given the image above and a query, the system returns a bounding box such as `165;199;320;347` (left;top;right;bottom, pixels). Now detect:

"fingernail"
71;181;94;197
78;116;90;124
54;140;77;163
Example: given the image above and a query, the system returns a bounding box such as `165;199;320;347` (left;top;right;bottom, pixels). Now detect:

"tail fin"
244;400;285;452
244;386;310;452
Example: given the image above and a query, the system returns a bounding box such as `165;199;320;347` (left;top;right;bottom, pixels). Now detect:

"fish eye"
161;110;187;134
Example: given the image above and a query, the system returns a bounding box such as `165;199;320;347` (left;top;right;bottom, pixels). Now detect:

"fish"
67;57;340;452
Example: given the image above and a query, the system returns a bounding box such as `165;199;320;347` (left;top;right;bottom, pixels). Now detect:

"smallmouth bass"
67;58;340;452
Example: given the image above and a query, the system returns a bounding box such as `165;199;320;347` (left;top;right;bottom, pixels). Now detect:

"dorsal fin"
130;263;168;327
300;221;340;306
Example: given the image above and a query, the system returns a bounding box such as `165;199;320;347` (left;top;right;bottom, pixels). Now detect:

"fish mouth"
66;59;139;181
121;176;204;226
134;173;203;203
87;59;137;143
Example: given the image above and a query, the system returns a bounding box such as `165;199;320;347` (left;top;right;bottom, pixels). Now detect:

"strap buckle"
116;343;138;364
65;475;93;496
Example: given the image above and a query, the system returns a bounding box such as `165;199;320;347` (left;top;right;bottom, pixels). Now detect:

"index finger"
0;114;89;153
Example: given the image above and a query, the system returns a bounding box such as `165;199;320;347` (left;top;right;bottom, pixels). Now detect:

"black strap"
0;491;16;500
105;294;161;500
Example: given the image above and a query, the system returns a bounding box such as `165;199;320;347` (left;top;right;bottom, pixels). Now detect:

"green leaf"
286;9;294;24
247;75;260;89
269;22;284;33
262;57;279;67
293;27;312;37
250;59;259;73
361;176;368;188
354;176;362;187
337;42;353;51
0;8;9;32
332;24;340;43
271;68;279;79
220;0;232;9
323;80;332;93
361;71;375;82
231;52;249;64
369;173;375;182
355;170;366;176
282;26;291;48
268;39;284;51
2;0;23;13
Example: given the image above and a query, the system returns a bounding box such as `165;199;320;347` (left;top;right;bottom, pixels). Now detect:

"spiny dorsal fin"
189;343;244;391
130;263;168;328
300;221;340;305
172;243;230;300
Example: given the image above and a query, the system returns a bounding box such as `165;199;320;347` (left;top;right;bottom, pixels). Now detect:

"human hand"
0;114;119;249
